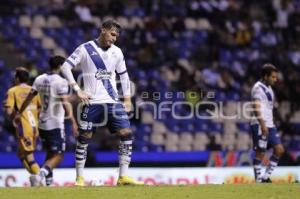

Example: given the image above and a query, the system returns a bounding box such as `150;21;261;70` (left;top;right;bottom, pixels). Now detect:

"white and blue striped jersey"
250;81;275;127
63;40;130;104
32;73;69;130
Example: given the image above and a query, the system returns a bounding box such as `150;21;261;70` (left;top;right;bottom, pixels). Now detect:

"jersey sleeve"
251;86;263;101
5;89;15;109
115;50;127;75
64;45;84;68
115;50;131;97
34;94;41;109
56;79;69;95
31;77;39;91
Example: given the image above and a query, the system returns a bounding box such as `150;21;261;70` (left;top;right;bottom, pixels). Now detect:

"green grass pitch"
0;184;298;199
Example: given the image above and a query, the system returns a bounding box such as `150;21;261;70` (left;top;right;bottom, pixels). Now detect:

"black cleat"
261;178;272;183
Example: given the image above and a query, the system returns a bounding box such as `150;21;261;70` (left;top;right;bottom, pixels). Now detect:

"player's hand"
261;124;268;137
123;97;133;113
76;90;90;105
72;121;79;137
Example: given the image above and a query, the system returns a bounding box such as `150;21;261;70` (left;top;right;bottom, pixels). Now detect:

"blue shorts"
39;128;66;154
79;103;130;134
250;124;282;152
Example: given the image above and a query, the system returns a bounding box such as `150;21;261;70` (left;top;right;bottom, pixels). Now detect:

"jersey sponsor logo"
18;92;29;99
90;51;98;56
43;79;50;84
70;54;77;60
84;42;118;101
95;69;112;80
40;119;47;123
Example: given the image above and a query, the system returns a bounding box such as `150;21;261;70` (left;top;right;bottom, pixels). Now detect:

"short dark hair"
15;67;29;83
261;63;278;78
49;55;65;70
101;19;121;32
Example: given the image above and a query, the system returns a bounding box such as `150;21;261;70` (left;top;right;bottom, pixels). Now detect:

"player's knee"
54;154;64;162
48;152;64;160
255;151;265;160
275;146;285;157
117;128;133;141
78;131;93;144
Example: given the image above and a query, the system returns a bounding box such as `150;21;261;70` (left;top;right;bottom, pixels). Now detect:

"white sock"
263;155;279;179
119;140;132;177
40;167;49;177
75;141;88;177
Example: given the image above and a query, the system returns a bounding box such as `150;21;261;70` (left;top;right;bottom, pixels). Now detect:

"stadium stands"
0;0;300;162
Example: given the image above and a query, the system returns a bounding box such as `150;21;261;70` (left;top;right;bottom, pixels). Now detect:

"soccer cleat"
29;175;46;187
29;175;40;187
117;176;144;186
75;176;85;186
255;177;262;183
39;175;46;186
261;178;272;183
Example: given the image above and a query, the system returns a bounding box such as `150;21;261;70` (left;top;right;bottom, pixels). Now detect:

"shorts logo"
95;69;112;80
119;114;129;119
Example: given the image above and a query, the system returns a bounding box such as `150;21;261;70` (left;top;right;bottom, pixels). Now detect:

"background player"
17;56;78;186
250;63;285;183
4;67;41;186
60;19;143;186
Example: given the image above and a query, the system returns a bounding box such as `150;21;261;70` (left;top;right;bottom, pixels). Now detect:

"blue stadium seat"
179;119;195;132
25;49;38;60
165;119;180;133
134;140;149;152
236;122;250;132
227;92;240;101
1;27;15;39
148;144;164;152
208;121;223;132
193;30;208;45
293;123;300;134
194;119;208;132
214;91;226;102
2;16;18;26
43;28;56;37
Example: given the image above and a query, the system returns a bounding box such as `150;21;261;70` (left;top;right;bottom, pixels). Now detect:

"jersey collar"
94;39;110;51
258;80;270;89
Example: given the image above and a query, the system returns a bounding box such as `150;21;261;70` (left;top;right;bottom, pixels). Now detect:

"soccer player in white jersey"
250;63;285;183
17;56;78;186
60;19;143;186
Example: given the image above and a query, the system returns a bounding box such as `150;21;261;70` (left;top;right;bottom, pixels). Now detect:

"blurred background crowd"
0;0;300;166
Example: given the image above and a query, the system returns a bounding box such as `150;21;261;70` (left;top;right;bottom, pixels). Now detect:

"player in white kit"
18;56;78;186
60;19;143;186
250;63;285;183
